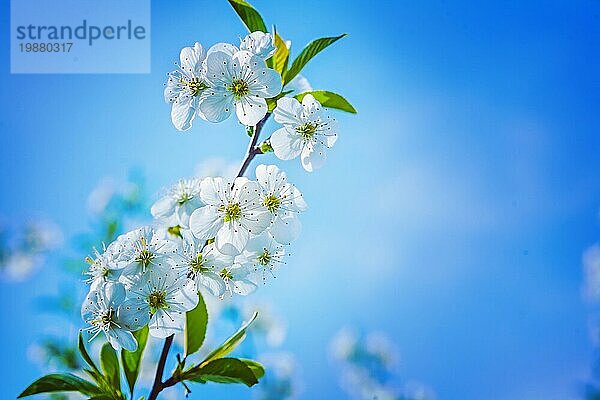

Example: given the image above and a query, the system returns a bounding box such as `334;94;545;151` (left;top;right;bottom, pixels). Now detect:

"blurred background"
2;0;600;399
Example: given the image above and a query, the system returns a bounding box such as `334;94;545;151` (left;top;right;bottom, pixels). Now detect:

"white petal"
233;50;266;69
149;310;185;338
323;132;338;148
216;223;249;255
244;231;271;252
235;96;267;126
207;42;239;57
205;50;239;86
81;290;99;321
300;142;327;172
301;93;323;120
176;199;201;228
108;328;137;352
198;88;234;123
249;68;282;98
171;94;197;131
164;72;182;103
271;213;301;244
170;281;199;312
270;127;303;160
242;209;271;236
236;180;260;204
180;42;205;76
189;206;222;240
118;299;150;331
255;164;287;192
197;272;226;296
199;177;229;205
240;31;276;59
273;97;304;125
151;196;177;219
103;282;126;308
280;183;307;212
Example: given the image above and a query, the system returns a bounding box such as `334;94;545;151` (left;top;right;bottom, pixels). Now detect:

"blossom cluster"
164;32;339;172
82;164;306;351
81;29;341;354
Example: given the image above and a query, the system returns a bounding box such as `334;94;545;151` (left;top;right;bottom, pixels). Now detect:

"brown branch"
147;334;174;400
235;112;271;178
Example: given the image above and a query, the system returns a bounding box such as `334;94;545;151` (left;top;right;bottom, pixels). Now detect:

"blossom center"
180;77;206;96
219;268;233;280
228;78;250;99
296;122;316;140
135;249;154;269
177;192;193;205
221;203;242;222
91;308;115;331
189;253;209;273
147;290;169;313
257;249;272;266
263;195;280;213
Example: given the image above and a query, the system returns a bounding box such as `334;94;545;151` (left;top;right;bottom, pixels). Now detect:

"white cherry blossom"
189;177;271;255
164;42;208;131
236;231;286;284
85;247;123;290
81;282;137;351
255;164;307;243
151;178;203;228
199;50;282;126
240;31;276;60
174;230;232;296
218;263;257;296
271;94;338;172
120;269;198;338
109;227;179;288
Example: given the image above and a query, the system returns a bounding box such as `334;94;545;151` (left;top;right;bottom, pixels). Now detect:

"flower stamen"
228;78;250;100
220;203;242;222
147;290;169;314
296;122;317;140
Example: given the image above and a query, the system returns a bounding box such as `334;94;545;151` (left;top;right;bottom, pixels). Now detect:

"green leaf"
240;359;265;380
272;32;289;74
100;343;120;392
283;34;347;86
82;368;108;390
121;326;149;396
78;332;100;375
260;141;273;153
18;374;102;398
294;90;357;113
227;0;267;33
185;358;259;387
185;291;208;357
201;312;258;366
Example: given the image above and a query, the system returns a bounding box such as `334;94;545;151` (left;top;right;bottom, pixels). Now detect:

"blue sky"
1;0;600;399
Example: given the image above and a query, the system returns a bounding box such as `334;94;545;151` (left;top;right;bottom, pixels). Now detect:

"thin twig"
147;334;174;400
235;113;271;178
